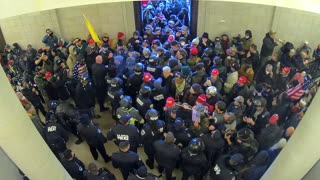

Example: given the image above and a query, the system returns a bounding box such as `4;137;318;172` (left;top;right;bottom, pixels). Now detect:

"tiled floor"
66;105;187;180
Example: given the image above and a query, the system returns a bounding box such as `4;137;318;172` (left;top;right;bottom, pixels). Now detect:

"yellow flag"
83;14;100;45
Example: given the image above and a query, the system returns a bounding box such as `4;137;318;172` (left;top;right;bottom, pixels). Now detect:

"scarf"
175;80;185;97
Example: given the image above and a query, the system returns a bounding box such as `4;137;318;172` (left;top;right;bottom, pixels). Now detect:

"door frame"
133;1;199;37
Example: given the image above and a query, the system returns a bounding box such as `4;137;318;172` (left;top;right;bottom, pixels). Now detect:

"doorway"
133;0;198;37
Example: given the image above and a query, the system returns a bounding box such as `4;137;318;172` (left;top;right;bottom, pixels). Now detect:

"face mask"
266;71;270;75
245;35;250;39
180;42;185;46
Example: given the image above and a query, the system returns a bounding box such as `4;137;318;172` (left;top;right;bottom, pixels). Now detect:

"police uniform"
75;76;96;116
61;156;86;180
150;86;167;118
210;155;237;180
154;139;180;180
108;79;124;119
111;150;144;180
116;107;144;126
107;116;140;152
125;69;144;107
77;114;111;162
181;138;209;180
140;114;165;169
91;62;108;111
136;95;153;119
56;100;83;144
43;120;69;159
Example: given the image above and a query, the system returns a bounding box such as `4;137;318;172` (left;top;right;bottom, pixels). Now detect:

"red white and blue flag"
286;77;314;101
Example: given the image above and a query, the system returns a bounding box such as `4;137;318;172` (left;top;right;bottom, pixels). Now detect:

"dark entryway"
133;0;198;37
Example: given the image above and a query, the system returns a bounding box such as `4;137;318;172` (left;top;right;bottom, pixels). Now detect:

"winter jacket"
257;125;283;150
239;66;254;86
42;34;58;49
241;37;254;51
261;33;277;57
191;70;207;85
67;45;77;73
224;71;239;93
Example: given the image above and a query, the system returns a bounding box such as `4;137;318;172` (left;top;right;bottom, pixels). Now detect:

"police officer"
125;63;144;106
140;109;165;169
75;74;96;118
117;96;144;126
111;141;144;180
91;55;109;112
154;132;180;180
211;153;244;180
55;99;83;144
172;118;194;148
45;100;58;122
181;138;209;180
108;77;124;120
127;166;159;180
77;114;111;162
145;55;162;79
43;114;69;159
136;86;154;119
107;114;140;152
61;149;86;180
224;128;259;162
151;78;167;119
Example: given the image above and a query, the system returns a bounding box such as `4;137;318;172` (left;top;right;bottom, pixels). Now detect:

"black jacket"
107;124;140;151
21;87;41;106
154;140;180;169
261;33;277;57
77;123;105;146
111;151;144;180
43;122;68;152
61;157;85;180
141;120;165;155
181;148;209;175
75;81;96;109
91;63;108;87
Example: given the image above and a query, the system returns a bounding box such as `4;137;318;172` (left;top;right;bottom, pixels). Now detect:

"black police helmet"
148;55;158;65
134;63;144;74
49;114;58;122
119;114;131;124
237;128;254;142
139;86;151;96
188;138;205;155
50;101;58;111
120;96;132;108
145;109;158;121
110;77;123;88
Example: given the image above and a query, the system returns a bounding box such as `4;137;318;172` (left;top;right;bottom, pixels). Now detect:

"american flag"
286;76;314;101
73;62;88;80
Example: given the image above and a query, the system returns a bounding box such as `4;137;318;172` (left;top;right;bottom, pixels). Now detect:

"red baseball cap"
168;35;175;42
143;72;152;82
88;38;95;45
237;76;248;85
165;97;175;108
282;67;291;74
196;94;206;104
7;60;14;66
269;114;279;125
211;68;220;76
45;71;52;79
190;47;198;56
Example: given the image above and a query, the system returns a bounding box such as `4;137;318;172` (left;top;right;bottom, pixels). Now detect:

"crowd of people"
2;5;320;180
